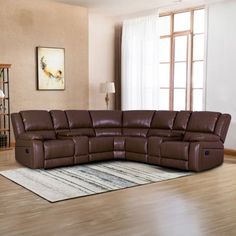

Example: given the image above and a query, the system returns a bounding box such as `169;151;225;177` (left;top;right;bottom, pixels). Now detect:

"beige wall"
89;13;116;110
0;0;89;113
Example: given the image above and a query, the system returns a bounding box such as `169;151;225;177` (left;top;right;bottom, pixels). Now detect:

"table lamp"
100;82;115;110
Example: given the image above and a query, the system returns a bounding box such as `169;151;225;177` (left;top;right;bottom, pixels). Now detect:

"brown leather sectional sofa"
11;110;231;172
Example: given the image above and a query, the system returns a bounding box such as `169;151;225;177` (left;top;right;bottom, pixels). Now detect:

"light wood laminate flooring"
0;149;236;236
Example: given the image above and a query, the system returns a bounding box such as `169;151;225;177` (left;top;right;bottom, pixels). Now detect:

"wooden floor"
0;150;236;236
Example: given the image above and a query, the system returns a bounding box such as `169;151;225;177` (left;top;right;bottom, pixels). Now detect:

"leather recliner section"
11;110;231;172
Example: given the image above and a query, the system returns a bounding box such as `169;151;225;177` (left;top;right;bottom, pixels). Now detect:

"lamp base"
105;93;109;110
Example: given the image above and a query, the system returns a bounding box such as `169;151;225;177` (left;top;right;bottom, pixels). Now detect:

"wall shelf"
0;64;11;148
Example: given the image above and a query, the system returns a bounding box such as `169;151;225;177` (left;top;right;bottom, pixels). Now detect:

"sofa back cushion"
90;111;122;137
186;111;221;133
148;111;177;137
150;111;177;129
123;111;154;137
65;110;93;128
173;111;192;131
20;110;54;131
20;110;56;139
50;110;69;130
65;110;95;136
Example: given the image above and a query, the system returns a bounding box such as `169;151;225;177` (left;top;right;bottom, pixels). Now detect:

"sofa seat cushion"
183;132;220;142
160;142;189;161
148;136;183;156
26;131;56;140
148;129;183;138
57;129;95;138
95;128;122;137
126;137;147;154
123;128;149;137
44;140;74;159
89;137;114;153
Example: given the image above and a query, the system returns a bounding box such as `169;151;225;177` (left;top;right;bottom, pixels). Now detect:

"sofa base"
44;157;74;169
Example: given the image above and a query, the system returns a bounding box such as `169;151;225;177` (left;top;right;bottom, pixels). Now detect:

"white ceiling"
50;0;226;16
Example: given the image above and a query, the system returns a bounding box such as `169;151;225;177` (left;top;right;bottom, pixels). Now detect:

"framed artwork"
36;47;65;90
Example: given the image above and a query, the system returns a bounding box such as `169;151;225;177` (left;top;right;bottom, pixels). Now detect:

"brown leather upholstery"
57;129;95;137
26;131;56;140
151;111;177;129
161;142;189;161
20;110;54;131
50;110;69;130
15;139;44;169
148;136;182;157
126;137;147;154
214;114;231;142
65;110;93;128
11;110;231;172
148;129;183;137
44;140;74;159
65;110;95;137
189;141;224;171
11;113;25;138
187;111;221;133
173;111;191;130
89;137;114;153
90;110;122;127
183;132;220;142
123;111;154;137
114;137;125;159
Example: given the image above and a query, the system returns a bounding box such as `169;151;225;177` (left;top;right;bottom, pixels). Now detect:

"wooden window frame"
159;7;205;111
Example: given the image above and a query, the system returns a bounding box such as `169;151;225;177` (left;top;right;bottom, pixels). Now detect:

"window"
159;8;206;111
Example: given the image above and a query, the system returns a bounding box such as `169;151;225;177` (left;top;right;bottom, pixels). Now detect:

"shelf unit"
0;64;11;149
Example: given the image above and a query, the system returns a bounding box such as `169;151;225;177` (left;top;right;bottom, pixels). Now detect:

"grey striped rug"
0;161;192;202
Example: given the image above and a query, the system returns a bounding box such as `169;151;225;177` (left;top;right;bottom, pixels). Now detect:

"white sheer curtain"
121;14;160;110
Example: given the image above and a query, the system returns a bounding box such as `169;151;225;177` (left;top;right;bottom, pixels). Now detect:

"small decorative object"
36;47;65;90
100;82;115;110
0;134;7;148
0;89;5;112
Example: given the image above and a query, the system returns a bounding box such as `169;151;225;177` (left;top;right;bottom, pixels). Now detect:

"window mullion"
189;10;194;111
170;13;175;111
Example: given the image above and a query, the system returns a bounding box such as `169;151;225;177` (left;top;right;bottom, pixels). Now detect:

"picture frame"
36;47;65;90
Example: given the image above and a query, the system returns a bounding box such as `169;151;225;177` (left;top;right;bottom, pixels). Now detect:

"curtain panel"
121;14;160;110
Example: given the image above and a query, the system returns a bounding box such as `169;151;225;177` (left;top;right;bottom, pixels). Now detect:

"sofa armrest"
189;141;224;172
183;132;220;142
15;139;44;169
18;133;44;140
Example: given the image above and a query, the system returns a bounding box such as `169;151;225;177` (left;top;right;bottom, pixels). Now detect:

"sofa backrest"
183;111;231;143
148;111;177;136
65;110;95;137
173;111;191;132
20;110;56;139
90;111;122;137
11;110;231;143
123;111;155;137
50;110;69;132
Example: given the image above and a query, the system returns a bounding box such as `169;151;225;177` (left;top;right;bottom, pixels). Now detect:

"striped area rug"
0;161;192;202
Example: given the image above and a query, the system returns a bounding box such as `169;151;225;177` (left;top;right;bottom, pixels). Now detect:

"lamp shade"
100;82;115;94
0;89;5;99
